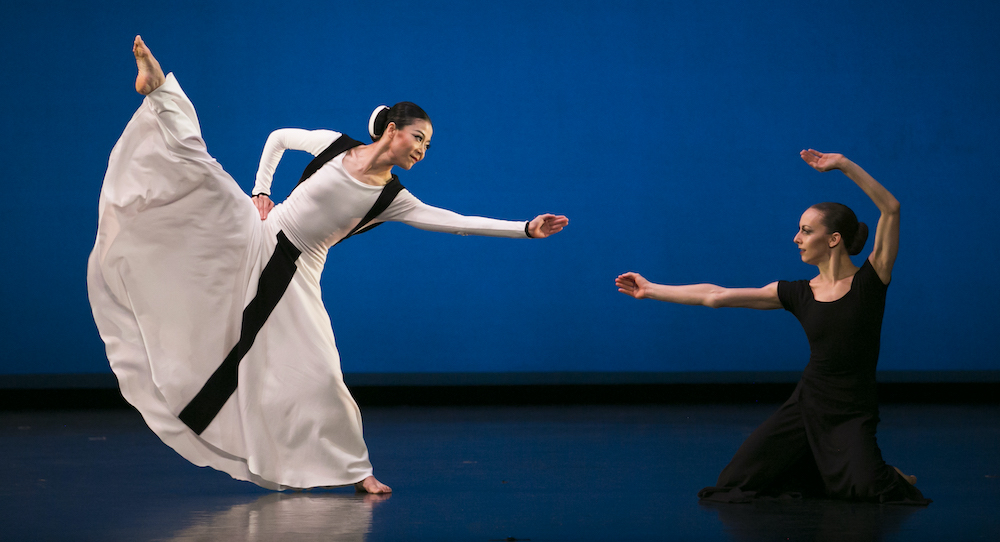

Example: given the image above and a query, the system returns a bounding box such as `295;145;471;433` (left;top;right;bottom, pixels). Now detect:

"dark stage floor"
1;404;998;541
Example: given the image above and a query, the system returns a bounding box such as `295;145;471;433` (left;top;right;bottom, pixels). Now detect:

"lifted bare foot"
133;35;165;95
894;466;917;485
354;475;392;494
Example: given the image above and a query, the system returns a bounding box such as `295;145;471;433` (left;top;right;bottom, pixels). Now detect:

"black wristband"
525;221;534;238
252;193;270;198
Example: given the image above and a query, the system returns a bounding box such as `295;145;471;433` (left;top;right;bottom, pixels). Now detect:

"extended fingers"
615;276;638;289
542;215;569;230
542;222;566;234
534;214;569;236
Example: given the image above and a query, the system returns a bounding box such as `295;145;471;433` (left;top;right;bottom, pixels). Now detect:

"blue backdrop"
3;0;998;379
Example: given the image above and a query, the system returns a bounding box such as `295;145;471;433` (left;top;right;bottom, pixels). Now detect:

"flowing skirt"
87;74;373;489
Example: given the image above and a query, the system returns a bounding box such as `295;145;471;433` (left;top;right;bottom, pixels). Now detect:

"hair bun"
849;222;870;256
368;105;391;141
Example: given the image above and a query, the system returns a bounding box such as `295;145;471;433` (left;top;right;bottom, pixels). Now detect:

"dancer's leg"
131;36;205;146
811;410;926;503
134;35;165;95
713;399;811;491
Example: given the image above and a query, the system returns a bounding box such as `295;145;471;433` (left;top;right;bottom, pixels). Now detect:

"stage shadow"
701;498;921;542
163;491;389;542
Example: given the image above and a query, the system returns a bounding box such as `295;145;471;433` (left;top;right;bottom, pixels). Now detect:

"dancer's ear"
828;232;842;249
383;122;397;140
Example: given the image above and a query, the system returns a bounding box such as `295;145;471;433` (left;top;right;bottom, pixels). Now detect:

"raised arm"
615;273;782;310
251;128;340;220
800;150;900;283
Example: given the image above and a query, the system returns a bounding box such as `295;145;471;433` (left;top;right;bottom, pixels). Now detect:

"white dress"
87;73;528;490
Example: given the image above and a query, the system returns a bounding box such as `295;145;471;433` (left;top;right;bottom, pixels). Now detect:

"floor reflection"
165;491;389;542
4;406;996;541
702;498;921;542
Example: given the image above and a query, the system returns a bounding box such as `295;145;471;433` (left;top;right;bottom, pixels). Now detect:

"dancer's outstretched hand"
800;149;847;173
252;194;274;220
615;272;650;299
527;214;569;238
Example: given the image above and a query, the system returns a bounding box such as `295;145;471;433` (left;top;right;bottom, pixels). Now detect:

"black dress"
698;260;930;505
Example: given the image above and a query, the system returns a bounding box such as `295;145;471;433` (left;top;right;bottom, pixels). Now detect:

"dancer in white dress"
87;36;568;493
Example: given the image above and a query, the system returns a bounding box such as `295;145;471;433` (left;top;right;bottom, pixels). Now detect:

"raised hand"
800;149;847;173
527;213;569;238
615;272;650;300
252;194;274;220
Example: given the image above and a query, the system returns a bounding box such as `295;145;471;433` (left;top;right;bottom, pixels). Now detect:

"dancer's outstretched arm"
800;150;900;283
615;273;782;310
383;190;567;239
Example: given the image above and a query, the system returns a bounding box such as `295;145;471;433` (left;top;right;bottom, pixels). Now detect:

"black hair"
369;102;431;142
810;202;869;256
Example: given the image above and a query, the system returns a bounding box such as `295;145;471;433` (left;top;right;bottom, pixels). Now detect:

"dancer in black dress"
615;150;929;505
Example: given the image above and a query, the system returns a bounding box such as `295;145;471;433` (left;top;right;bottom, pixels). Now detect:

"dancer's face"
794;208;839;265
387;119;432;170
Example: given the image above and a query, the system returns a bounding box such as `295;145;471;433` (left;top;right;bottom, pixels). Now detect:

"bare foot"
354;475;392;494
133;35;165;95
894;466;917;485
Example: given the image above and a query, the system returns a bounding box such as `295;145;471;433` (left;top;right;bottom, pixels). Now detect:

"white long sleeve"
252;129;341;196
381;191;530;238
